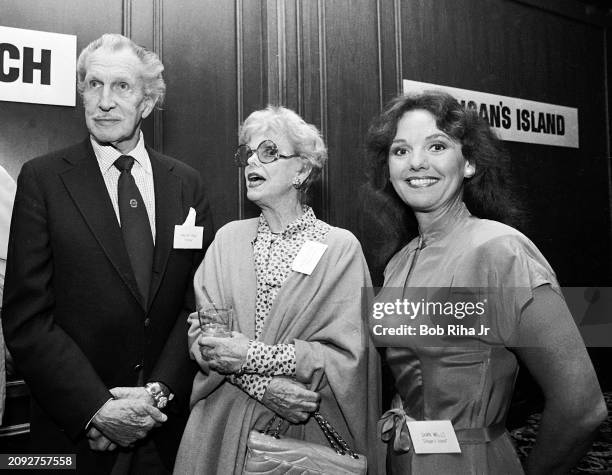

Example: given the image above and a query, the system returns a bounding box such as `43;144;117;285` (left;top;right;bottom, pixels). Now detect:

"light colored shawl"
174;218;383;474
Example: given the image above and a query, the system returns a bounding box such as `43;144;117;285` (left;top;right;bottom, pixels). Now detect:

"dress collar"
253;205;316;243
417;201;471;248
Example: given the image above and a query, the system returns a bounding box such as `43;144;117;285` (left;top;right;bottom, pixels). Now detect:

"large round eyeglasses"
234;140;300;167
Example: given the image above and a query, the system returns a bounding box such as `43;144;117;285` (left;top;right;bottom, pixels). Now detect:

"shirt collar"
90;131;152;175
253;205;317;244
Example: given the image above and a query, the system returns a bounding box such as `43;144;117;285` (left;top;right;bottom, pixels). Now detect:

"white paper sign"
291;241;327;275
403;79;579;148
0;25;76;106
173;207;203;249
406;420;461;454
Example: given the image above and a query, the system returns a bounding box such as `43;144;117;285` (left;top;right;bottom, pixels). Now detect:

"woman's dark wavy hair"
364;90;523;269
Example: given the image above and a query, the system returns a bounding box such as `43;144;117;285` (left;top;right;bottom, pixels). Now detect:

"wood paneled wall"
380;0;612;286
159;0;383;227
1;0;611;288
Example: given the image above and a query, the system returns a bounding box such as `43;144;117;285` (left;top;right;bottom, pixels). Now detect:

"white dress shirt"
90;132;156;243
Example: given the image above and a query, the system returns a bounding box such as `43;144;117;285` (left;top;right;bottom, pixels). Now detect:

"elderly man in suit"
2;33;213;474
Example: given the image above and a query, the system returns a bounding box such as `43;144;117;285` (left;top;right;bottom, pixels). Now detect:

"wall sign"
0;25;76;106
403;79;579;148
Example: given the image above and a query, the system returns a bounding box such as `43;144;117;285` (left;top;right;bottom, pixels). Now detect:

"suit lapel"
60;139;144;308
149;148;183;308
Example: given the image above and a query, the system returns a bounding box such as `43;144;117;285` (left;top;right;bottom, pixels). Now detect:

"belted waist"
378;395;506;454
455;424;506;444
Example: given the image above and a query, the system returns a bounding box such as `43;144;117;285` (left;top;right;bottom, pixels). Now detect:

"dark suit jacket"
2;139;214;473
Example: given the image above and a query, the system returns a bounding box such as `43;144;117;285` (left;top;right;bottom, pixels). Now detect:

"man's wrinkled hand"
86;427;117;451
261;377;320;424
110;386;154;405
92;398;167;447
198;331;249;374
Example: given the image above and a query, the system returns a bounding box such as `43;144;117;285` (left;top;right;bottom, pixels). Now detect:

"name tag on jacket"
174;207;203;249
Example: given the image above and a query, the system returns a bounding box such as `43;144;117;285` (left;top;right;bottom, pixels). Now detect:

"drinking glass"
198;303;233;338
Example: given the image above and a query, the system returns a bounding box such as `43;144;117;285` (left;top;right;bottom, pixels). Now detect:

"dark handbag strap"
260;412;360;460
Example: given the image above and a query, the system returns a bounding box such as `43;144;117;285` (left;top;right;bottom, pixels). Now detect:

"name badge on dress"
406;420;461;454
291;240;328;275
173;207;203;249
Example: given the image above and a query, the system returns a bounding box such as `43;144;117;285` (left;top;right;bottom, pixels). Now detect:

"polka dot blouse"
229;206;330;400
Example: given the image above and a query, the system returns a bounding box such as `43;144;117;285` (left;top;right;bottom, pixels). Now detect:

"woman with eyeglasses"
174;106;382;475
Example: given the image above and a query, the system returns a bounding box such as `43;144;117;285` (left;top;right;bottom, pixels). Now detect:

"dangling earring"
292;177;302;189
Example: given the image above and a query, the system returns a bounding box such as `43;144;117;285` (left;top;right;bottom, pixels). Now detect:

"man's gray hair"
76;33;166;108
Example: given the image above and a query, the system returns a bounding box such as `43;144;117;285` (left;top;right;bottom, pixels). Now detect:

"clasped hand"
261;377;320;424
88;387;166;451
198;331;250;374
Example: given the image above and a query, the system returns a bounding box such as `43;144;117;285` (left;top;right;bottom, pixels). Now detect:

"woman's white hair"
76;33;166;108
239;106;328;193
